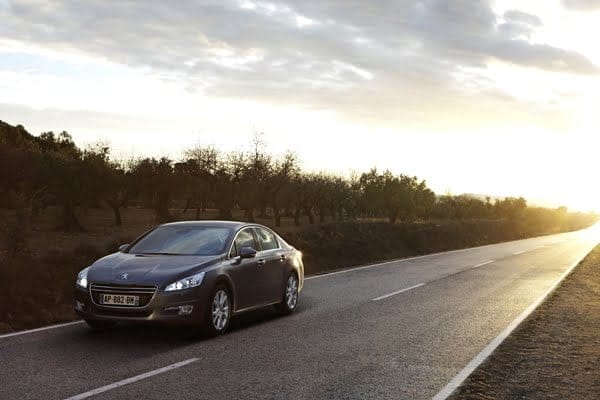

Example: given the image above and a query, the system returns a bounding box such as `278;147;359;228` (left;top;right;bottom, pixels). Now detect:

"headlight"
165;272;205;292
76;267;90;289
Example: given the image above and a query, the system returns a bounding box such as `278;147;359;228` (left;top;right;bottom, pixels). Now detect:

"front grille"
90;283;157;308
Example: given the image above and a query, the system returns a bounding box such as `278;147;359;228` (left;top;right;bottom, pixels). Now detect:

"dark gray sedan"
74;221;304;336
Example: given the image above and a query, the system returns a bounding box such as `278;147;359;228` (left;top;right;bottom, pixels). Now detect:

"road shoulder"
449;244;600;399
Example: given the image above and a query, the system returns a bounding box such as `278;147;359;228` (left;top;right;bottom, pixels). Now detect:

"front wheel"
202;285;232;336
276;273;299;314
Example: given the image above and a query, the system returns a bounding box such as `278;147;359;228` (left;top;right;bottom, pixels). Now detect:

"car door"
253;227;286;304
227;227;267;310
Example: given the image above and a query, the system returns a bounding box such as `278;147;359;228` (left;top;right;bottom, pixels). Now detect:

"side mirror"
239;246;257;259
118;244;129;252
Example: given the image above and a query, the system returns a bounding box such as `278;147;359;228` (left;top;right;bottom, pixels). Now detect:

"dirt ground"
449;245;600;400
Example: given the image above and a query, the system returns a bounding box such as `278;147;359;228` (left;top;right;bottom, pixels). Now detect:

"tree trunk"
105;199;123;226
388;209;398;224
305;207;314;224
259;204;268;219
112;205;122;226
62;203;84;232
245;208;255;222
218;208;232;220
293;208;301;226
273;204;281;227
155;192;172;223
319;208;326;223
183;197;191;214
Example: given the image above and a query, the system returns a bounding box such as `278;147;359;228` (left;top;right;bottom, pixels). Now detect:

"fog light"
75;301;85;311
164;305;194;315
178;305;194;315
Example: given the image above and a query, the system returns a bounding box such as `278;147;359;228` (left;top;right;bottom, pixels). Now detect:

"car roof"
158;220;255;230
157;220;290;248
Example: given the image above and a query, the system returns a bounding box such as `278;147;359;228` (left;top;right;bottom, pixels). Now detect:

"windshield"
128;226;231;256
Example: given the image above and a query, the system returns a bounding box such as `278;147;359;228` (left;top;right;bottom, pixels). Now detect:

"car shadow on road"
62;301;313;355
229;299;313;332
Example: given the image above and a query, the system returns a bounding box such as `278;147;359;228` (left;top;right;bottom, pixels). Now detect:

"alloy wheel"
285;275;298;310
211;289;230;331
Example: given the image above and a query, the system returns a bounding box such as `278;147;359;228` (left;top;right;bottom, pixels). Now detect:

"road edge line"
0;320;84;340
431;252;591;400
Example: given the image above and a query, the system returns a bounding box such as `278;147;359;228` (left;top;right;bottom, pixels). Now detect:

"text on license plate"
101;294;140;306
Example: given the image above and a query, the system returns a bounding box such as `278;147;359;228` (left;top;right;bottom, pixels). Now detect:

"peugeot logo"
121;273;128;280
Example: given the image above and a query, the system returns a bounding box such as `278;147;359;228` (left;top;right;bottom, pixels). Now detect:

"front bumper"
74;284;212;325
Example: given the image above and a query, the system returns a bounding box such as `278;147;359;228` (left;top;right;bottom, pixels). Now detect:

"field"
0;205;596;334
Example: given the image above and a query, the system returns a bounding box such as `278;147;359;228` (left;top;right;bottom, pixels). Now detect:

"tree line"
0;121;565;232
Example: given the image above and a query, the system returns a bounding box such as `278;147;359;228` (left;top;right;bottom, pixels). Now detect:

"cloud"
499;10;542;40
503;10;543;27
406;0;597;74
562;0;600;11
0;0;595;130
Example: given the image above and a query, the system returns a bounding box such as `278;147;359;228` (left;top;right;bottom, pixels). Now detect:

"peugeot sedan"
74;221;304;335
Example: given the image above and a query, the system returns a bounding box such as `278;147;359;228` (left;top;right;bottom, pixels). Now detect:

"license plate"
100;294;139;306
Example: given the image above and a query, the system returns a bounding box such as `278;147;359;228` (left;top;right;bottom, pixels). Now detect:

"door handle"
257;259;266;266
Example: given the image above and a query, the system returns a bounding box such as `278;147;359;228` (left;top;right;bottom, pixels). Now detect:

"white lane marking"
431;252;590;400
63;358;199;400
0;320;84;340
512;250;526;255
471;260;493;269
372;283;425;301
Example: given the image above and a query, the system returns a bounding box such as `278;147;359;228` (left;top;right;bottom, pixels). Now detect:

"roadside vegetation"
0;120;597;333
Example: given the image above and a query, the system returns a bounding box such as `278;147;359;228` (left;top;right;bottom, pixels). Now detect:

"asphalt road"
1;225;599;400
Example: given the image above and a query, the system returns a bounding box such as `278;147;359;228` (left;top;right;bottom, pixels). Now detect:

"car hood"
87;252;222;286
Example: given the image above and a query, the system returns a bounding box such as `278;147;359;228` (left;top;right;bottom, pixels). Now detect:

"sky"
1;0;600;211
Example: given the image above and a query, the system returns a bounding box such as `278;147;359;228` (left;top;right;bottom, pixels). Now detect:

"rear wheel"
84;319;116;331
202;285;231;336
276;273;299;314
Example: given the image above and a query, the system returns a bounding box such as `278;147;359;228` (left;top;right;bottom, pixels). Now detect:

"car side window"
230;228;257;258
256;228;279;251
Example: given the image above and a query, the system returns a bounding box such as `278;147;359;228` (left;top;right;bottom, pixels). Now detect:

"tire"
202;284;232;337
276;272;299;315
85;319;116;331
